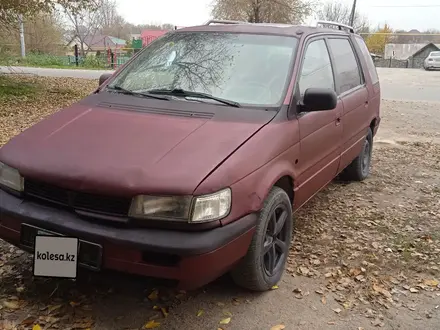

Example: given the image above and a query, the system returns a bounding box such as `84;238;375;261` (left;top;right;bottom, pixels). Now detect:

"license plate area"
20;223;103;271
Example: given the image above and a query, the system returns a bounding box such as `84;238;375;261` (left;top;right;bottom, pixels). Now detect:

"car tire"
340;128;373;181
231;186;293;291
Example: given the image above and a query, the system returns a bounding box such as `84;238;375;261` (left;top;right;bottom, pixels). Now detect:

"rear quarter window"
354;36;379;85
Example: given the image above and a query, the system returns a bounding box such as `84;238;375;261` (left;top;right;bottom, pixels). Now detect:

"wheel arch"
255;160;296;210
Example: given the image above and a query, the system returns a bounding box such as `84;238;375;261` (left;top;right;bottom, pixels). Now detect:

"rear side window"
327;38;362;94
354;36;379;84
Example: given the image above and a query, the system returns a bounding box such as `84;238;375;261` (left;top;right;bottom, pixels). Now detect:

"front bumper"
425;61;440;68
0;189;256;289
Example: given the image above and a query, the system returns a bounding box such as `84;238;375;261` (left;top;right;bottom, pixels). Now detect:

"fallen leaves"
333;308;342;314
219;317;231;325
287;119;440;320
160;307;169;318
148;289;159;301
47;304;63;314
270;325;286;330
372;284;392;299
423;279;439;287
144;320;161;329
3;300;20;309
371;318;385;327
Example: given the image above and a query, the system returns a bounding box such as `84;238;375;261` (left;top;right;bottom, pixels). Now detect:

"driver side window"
299;39;335;96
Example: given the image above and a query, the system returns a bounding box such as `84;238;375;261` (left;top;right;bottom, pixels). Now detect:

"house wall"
384;44;427;60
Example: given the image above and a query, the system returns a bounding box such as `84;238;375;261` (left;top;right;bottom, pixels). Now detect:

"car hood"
0;94;275;196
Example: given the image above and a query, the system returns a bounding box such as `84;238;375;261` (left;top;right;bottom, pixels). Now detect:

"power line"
370;4;440;7
358;33;440;36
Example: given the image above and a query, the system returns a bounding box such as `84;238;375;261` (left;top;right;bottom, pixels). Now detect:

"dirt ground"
0;71;439;330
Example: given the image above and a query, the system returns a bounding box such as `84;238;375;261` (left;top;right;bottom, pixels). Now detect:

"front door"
293;38;343;210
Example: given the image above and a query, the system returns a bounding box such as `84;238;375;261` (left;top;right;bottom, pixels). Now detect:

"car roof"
175;21;355;38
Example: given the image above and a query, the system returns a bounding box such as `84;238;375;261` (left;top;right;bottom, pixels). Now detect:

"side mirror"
301;88;337;112
99;73;113;86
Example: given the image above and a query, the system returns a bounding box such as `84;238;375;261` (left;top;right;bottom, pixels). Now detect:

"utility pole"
19;14;26;58
349;0;357;27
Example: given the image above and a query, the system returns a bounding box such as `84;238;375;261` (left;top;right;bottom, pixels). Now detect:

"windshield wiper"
106;85;170;101
147;88;241;108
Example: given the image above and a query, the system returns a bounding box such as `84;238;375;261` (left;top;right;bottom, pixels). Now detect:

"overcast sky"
116;0;439;31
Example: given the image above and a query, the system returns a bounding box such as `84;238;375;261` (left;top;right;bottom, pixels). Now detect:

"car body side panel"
350;35;381;136
370;82;381;135
221;142;300;225
338;86;370;172
294;105;342;210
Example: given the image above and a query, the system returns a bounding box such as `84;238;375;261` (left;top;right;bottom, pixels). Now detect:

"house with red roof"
140;30;168;46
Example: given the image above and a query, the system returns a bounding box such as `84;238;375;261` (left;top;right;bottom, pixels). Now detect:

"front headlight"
191;188;231;222
129;188;231;223
0;162;24;192
129;195;193;221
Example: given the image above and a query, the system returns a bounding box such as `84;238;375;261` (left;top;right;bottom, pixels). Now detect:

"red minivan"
0;20;380;291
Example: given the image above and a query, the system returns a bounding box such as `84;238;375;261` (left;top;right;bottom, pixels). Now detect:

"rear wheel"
231;187;293;291
340;128;373;181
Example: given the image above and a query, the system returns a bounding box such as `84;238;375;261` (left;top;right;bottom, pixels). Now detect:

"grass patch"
0;53;117;70
0;74;41;101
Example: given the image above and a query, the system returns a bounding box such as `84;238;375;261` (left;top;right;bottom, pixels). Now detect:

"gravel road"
0;69;439;330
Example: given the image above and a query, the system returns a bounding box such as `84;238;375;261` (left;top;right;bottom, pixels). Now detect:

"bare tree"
211;0;314;24
317;1;369;33
0;12;65;55
98;0;128;38
24;13;65;54
63;1;102;55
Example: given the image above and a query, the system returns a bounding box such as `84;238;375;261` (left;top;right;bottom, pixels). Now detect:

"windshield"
430;51;440;57
108;32;298;107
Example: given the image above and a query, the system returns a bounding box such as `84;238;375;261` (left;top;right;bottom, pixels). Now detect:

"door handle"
335;117;341;126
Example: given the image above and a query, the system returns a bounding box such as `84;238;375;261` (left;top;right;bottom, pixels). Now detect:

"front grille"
24;179;131;217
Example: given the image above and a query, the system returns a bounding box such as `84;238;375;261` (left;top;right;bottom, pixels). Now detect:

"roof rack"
204;19;249;25
316;20;354;33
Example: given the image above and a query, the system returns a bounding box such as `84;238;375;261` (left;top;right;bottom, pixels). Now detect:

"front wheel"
231;187;293;291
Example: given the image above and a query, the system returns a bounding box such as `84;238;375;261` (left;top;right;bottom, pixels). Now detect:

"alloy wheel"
262;205;290;277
